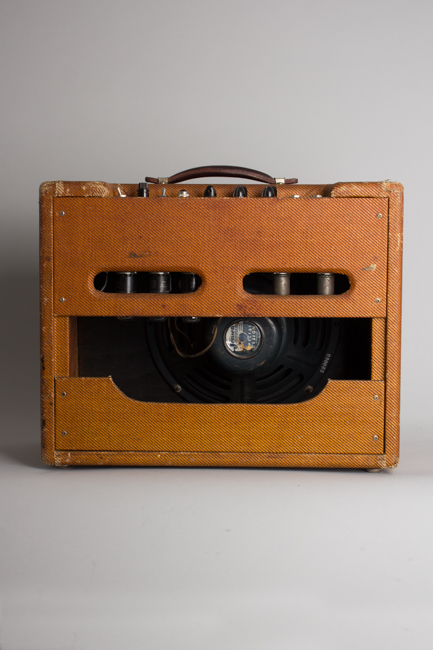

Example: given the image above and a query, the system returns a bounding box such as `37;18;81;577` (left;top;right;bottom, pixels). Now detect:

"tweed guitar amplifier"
40;166;403;469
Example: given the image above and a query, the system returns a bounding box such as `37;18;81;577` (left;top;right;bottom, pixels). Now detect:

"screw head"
377;213;382;219
61;430;67;436
373;435;379;441
173;384;182;393
59;297;66;302
61;391;67;397
373;395;379;401
59;210;65;216
304;385;314;393
375;298;381;303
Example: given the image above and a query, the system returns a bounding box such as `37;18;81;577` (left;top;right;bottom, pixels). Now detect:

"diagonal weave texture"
55;377;385;456
52;196;389;319
40;180;403;468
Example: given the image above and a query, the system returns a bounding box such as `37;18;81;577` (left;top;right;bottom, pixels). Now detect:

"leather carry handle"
145;165;298;185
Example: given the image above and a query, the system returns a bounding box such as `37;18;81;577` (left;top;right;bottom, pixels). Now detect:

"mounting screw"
373;395;379;401
373;435;379;441
304;385;314;393
59;297;66;302
61;391;67;397
59;210;65;216
61;430;67;436
173;384;182;393
377;213;382;219
375;298;381;303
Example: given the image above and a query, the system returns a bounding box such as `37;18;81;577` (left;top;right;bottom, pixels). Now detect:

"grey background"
1;1;432;648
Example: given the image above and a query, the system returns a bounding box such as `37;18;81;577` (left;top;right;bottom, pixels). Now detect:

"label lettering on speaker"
224;320;262;359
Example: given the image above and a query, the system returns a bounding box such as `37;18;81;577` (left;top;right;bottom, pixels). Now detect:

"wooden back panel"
52;196;388;318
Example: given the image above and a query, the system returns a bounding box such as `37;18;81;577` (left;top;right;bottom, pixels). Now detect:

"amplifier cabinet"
40;177;403;469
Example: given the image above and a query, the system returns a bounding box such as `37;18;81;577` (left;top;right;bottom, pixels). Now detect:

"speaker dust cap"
223;320;262;359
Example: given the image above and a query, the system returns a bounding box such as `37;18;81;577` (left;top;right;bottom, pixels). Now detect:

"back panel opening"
77;317;371;404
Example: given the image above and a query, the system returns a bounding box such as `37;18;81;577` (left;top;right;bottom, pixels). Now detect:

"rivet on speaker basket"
39;166;403;469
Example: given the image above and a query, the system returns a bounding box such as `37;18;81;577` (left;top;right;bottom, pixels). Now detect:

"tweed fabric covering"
383;185;403;465
55;377;384;455
40;180;403;468
53;450;390;469
371;318;386;380
52;196;389;319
